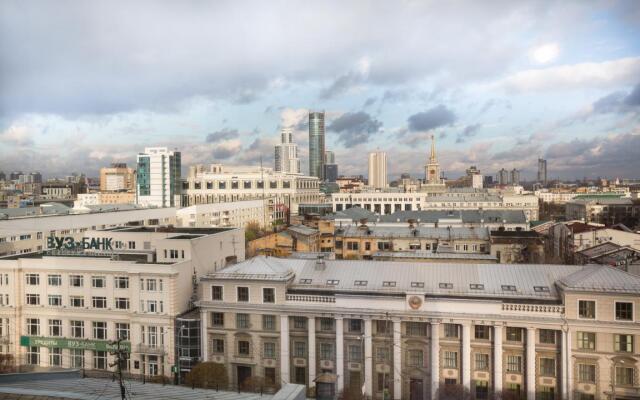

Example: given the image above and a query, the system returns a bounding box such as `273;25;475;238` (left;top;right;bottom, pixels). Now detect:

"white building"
0;226;244;378
136;147;181;208
176;199;284;229
274;128;301;174
368;151;388;189
181;164;322;215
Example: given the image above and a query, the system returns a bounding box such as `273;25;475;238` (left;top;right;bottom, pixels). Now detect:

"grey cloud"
319;70;366;100
211;146;236;160
592;82;640;114
455;124;482;143
407;105;456;132
363;97;377;108
206;128;239;142
327;111;383;147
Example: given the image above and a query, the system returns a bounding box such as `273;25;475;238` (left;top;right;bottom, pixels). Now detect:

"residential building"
99;163;136;192
309;111;325;180
73;192;136;208
497;169;510;186
489;230;544;263
176;199;282;229
368;151;388;189
537;158;547;185
510;169;520;186
0;226;244;377
466;166;483;189
136;147;181;208
575;242;640;272
274;128;301;174
181;164;322;215
566;197;640;226
198;256;640;400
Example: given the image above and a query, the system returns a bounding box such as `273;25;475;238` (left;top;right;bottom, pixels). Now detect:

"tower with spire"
424;134;442;184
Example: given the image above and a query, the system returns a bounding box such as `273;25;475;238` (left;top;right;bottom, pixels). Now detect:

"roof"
329;206;377;221
558;264;640;293
490;230;540;238
569;197;632;205
371;251;496;261
207;256;295;281
0;203;71;219
287;224;318;236
338;225;490;240
576;242;623;258
379;209;527;224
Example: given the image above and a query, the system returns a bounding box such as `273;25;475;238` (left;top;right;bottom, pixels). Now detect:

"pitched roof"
338;225;490;240
208;256;295;281
558;265;640;293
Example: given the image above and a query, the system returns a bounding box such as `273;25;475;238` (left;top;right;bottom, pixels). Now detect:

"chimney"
315;254;326;271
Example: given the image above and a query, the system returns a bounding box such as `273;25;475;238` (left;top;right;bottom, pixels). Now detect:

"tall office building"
324;151;335;164
537;158;548;185
497;168;510;185
368;151;388;189
136;147;181;207
510;168;521;185
100;163;136;192
274;128;300;174
308;111;325;180
324;151;338;182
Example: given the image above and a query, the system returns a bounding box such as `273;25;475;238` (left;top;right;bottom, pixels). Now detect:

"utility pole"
109;339;128;400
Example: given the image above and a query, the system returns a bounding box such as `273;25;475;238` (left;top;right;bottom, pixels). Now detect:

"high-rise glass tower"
308;111;325;180
537;158;547;184
136;147;181;207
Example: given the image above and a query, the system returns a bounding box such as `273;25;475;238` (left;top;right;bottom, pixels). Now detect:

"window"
474;325;490;340
93;321;107;339
212;285;223;300
538;386;555;400
376;347;390;362
406;322;427;337
320;318;334;331
408;350;424;367
294;366;306;385
212;312;224;327
299;279;312;284
265;368;276;385
501;285;516;291
615;302;633;321
411;281;424;288
382;281;396;287
354;280;368;286
116;323;130;340
320;343;334;360
238;340;250;356
48;274;61;286
236;313;249;329
475;381;489;400
115;297;129;310
128;241;136;250
348;345;362;361
27;347;39;365
349;319;362;333
326;279;340;285
49;319;62;337
578;364;595;383
293;316;307;330
146;279;157;291
439;282;453;289
114;276;129;289
577;332;596;350
71;348;84;368
263;288;275;303
264;342;276;358
539;329;556;344
614;334;634;353
376;320;390;335
26;294;40;305
470;283;484;290
70;296;84;307
294;341;306;357
213;339;224;353
377;242;391;251
346;241;359;250
92;296;107;308
69;275;83;287
444;324;459;338
70;320;84;338
616;366;634;386
48;294;62;307
91;276;106;288
506;327;522;342
237;287;249;302
540;358;555;376
506;355;522;373
578;300;595;319
94;351;107;369
443;351;457;368
475;353;489;370
25;274;39;285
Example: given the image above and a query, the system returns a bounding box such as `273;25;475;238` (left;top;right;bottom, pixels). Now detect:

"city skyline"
1;1;640;180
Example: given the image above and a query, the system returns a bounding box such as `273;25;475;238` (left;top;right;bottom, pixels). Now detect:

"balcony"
136;344;166;355
286;294;336;303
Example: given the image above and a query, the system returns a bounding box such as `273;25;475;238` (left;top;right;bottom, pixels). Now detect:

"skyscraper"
510;168;521;185
368;151;388;189
324;150;338;182
497;168;510;185
324;150;335;164
308;111;325;180
274;128;300;174
136;147;181;207
537;158;547;185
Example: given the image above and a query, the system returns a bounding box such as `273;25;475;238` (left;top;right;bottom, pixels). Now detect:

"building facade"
309;112;326;180
274;129;301;174
136;147;181;208
74;192;136;207
537;159;547;185
176;198;283;229
368;151;388;189
198;257;640;400
99;163;136;192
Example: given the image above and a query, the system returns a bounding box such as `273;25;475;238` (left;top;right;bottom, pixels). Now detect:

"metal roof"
377;209;527;224
559;264;640;293
371;251;497;261
338;225;490;240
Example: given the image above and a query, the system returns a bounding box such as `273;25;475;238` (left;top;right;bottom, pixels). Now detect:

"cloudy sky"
1;0;639;180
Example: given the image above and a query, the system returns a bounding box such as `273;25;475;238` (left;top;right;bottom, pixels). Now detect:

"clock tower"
425;134;442;184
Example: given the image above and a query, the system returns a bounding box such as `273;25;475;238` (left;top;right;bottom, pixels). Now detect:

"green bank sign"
20;336;131;352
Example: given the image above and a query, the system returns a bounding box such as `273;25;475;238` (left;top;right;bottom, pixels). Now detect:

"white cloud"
496;57;640;93
0;125;34;146
530;43;560;64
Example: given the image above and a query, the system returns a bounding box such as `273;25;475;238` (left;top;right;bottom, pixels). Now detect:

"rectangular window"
539;329;556;344
212;285;223;300
48;294;62;307
614;334;634;353
444;324;459;338
406;322;427;337
376;320;390;335
294;366;306;385
48;274;61;286
320;343;334;360
49;319;62;337
264;342;276;358
578;300;596;319
116;323;130;340
147;300;157;312
616;366;634;386
27;346;39;365
236;313;249;329
93;321;107;339
615;302;633;321
538;386;555;400
376;347;390;362
49;348;62;366
506;355;522;373
263;288;275;303
146;279;157;291
346;241;359;250
237;287;249;302
91;276;106;288
92;296;107;308
348;345;362;361
212;312;224;327
474;325;490;340
115;297;129;310
26;293;40;305
265;367;276;385
577;332;596;350
408;350;424;367
475;353;489;371
444;351;457;368
213;339;224;353
578;364;596;383
475;381;489;400
540;358;555;376
94;351;107;370
70;320;84;338
25;273;39;285
262;315;275;330
114;276;129;289
320;318;334;332
506;327;522;342
349;319;362;333
71;348;84;368
69;275;83;287
238;340;250;356
70;296;84;307
294;341;306;357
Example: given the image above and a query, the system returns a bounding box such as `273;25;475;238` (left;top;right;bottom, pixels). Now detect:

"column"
493;326;503;394
308;317;316;389
336;317;344;394
280;315;290;383
393;319;402;400
561;329;573;400
200;309;208;362
526;328;536;400
462;323;471;390
364;318;373;397
431;322;440;400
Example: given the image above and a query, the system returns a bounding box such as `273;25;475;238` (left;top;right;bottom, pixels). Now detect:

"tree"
245;221;262;243
185;362;229;389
